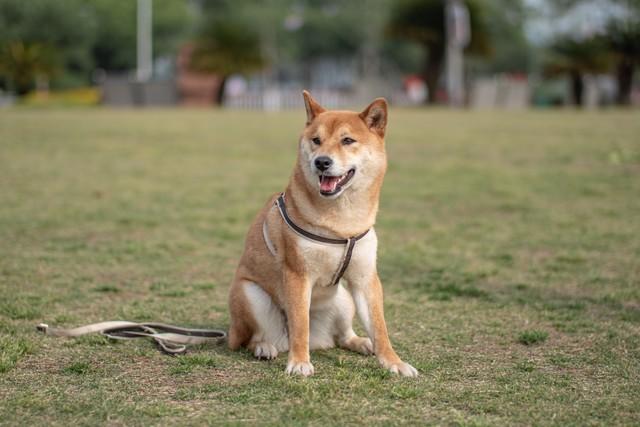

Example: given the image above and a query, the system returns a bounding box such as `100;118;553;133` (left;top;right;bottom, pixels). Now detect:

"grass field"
1;107;639;426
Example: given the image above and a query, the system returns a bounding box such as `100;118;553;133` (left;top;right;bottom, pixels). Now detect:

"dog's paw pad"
253;342;278;360
285;360;314;377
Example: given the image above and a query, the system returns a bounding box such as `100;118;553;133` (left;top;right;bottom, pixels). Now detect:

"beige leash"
37;321;226;355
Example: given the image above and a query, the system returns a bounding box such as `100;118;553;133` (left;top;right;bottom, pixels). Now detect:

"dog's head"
298;91;388;199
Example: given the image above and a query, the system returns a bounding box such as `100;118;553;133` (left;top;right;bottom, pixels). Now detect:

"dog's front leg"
283;267;314;376
349;273;418;377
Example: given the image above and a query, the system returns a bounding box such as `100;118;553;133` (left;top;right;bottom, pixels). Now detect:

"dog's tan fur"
227;91;417;377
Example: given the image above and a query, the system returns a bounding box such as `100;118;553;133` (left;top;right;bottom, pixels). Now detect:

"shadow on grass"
405;266;640;330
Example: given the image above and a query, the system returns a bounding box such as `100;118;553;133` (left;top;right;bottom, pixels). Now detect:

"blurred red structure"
176;44;221;107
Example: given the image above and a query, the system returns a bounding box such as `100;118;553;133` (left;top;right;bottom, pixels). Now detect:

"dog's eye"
342;137;356;145
311;137;321;145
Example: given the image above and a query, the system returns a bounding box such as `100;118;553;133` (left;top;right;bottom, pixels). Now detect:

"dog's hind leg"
228;279;256;351
242;281;289;359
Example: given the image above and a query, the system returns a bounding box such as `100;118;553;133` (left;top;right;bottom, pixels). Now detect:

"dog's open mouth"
318;168;355;196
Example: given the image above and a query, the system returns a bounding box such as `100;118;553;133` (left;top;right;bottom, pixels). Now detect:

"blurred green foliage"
475;0;532;74
0;0;96;92
0;41;58;95
545;35;612;105
605;18;640;105
0;0;635;106
189;2;264;80
387;0;493;103
0;0;534;97
89;0;192;72
0;0;191;92
542;0;640;106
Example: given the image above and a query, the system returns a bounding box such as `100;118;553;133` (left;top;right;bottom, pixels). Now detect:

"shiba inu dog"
227;91;418;377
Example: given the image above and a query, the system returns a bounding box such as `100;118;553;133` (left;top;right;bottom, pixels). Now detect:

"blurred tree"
189;1;265;104
87;0;136;72
0;42;57;95
87;0;192;72
0;0;96;92
547;0;640;105
387;0;491;104
293;1;374;88
480;0;532;73
0;0;192;94
605;20;640;105
293;1;366;61
605;0;640;105
545;36;612;106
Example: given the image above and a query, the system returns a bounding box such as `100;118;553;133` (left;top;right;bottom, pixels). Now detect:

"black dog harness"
263;193;369;286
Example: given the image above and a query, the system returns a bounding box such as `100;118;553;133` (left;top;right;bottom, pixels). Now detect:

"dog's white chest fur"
296;229;378;288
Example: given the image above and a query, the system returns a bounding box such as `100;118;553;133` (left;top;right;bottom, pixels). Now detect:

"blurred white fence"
224;88;354;110
101;76;178;107
227;78;534;111
0;90;15;108
469;76;530;109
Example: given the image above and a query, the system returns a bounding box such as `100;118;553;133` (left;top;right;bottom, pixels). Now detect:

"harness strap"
262;220;277;256
330;237;357;286
271;193;369;286
37;321;226;355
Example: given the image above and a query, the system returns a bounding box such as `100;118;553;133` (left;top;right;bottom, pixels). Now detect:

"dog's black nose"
314;156;333;171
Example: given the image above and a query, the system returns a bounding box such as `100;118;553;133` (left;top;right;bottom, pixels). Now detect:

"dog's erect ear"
302;90;325;125
359;98;388;138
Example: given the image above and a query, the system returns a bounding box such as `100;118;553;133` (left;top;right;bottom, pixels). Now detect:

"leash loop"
37;321;226;355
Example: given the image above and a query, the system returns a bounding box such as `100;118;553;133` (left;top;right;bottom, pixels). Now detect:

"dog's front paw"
382;360;419;377
285;360;314;377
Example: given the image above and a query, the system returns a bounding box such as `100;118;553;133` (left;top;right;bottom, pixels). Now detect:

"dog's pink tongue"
320;176;339;192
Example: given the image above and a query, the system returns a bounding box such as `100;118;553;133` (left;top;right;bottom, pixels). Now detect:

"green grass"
61;361;92;375
169;354;219;375
1;107;639;426
518;329;549;345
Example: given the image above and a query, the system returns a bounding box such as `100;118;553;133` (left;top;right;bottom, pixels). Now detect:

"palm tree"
546;0;640;106
0;42;56;95
605;20;640;105
545;36;612;106
387;0;491;104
